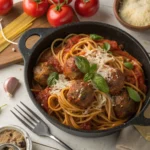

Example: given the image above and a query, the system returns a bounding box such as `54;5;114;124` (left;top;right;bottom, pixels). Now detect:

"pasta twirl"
32;34;146;130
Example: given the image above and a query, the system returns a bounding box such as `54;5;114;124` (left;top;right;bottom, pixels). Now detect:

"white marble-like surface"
0;65;118;150
0;0;150;150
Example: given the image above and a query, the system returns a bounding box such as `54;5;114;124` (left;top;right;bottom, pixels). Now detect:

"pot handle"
132;104;150;126
18;28;55;61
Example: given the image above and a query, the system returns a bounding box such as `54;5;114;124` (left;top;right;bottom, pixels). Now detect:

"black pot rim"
20;21;150;137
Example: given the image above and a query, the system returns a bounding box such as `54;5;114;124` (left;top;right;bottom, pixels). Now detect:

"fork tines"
11;103;73;150
11;102;40;131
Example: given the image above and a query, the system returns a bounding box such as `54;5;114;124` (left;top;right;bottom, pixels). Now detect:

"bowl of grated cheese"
114;0;150;30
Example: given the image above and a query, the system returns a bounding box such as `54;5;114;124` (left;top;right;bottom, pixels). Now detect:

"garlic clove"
3;77;19;97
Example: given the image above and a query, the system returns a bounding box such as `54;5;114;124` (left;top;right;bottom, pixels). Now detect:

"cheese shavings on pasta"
95;93;107;109
50;74;71;95
84;48;115;79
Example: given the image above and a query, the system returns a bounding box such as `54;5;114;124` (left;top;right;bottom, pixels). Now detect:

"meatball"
38;49;52;62
33;62;52;87
48;56;63;73
113;89;138;119
67;80;94;108
63;57;83;80
107;68;125;95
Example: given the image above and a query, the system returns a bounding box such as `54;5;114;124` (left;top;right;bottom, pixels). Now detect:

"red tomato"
23;0;49;17
47;4;74;27
48;0;72;4
0;0;13;15
75;0;99;17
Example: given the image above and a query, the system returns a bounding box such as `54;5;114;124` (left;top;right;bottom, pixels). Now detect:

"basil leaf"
75;56;90;73
126;86;141;102
47;72;59;86
92;74;109;93
103;42;111;51
124;62;133;70
90;64;97;73
84;73;94;82
90;34;103;40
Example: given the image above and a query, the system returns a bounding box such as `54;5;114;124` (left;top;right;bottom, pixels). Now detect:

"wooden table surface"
0;0;150;150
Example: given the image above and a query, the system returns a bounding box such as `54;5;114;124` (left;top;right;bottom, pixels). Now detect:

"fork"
11;102;72;150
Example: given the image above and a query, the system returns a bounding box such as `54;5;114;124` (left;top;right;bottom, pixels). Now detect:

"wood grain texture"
0;2;79;69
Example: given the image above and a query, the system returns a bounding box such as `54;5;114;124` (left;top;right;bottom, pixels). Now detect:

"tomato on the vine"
75;0;99;17
47;4;74;27
23;0;49;17
0;0;13;15
48;0;72;4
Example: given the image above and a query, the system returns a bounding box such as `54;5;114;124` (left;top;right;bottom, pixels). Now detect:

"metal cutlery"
11;102;72;150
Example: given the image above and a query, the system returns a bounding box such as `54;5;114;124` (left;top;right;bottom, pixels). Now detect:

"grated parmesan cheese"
84;48;115;79
95;93;107;109
82;93;107;114
97;67;115;81
119;0;150;26
85;48;114;66
50;74;71;95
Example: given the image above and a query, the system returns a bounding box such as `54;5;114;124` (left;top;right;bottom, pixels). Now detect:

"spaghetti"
32;34;146;130
0;13;36;53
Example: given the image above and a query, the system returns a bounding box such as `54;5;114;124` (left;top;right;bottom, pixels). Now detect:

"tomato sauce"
133;65;147;93
114;50;146;93
80;121;91;130
64;35;82;53
97;40;119;51
48;56;63;73
34;87;50;112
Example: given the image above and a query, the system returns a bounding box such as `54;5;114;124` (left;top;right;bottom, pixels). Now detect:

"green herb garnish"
84;73;94;82
92;74;109;93
47;72;59;86
75;56;90;73
83;64;97;82
103;42;111;51
75;56;109;93
90;64;97;73
124;62;133;70
90;34;103;40
126;86;141;102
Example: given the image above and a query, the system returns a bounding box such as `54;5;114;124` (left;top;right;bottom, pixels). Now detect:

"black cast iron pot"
19;22;150;137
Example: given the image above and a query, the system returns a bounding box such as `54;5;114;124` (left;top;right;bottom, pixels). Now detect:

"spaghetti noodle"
0;13;36;52
32;34;146;130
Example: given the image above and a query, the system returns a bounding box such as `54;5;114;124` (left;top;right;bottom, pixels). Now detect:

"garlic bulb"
3;77;19;97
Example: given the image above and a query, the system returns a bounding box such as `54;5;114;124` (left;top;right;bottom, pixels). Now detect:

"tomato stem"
34;0;42;4
55;5;61;11
49;0;55;4
55;2;64;11
83;0;90;3
65;0;69;4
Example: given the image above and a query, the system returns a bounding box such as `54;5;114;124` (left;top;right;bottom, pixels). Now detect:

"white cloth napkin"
116;126;150;150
